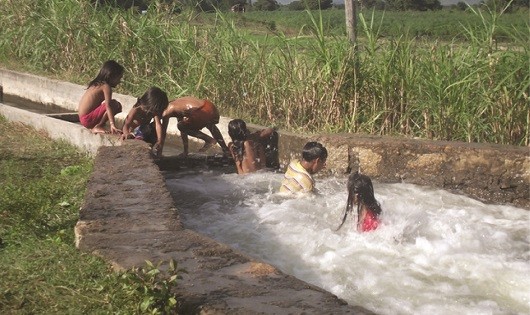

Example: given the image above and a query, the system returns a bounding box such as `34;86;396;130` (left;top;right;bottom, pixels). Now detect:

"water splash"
166;171;530;315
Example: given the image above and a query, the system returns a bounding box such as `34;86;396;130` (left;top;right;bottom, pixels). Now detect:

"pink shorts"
79;100;122;128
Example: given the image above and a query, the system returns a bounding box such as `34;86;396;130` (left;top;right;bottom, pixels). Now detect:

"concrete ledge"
0;104;118;156
0;68;232;143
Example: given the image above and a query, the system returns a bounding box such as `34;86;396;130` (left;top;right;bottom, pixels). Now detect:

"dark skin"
162;97;228;157
77;73;123;134
228;128;274;174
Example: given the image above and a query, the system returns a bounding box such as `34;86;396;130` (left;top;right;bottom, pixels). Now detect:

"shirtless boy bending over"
163;97;229;157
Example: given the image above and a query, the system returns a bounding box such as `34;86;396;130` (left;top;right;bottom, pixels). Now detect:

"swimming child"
227;119;280;174
77;60;124;134
120;87;169;157
162;96;229;157
336;172;382;232
279;141;327;194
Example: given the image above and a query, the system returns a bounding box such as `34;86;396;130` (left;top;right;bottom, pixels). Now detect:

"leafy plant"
119;259;187;314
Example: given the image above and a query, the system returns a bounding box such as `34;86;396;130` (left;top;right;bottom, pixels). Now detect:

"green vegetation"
0;0;528;145
0;117;182;313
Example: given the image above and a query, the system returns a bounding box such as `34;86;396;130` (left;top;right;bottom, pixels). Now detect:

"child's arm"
357;207;367;232
249;127;275;142
153;115;165;157
120;108;137;140
258;127;275;139
102;84;120;134
243;140;261;172
179;133;189;157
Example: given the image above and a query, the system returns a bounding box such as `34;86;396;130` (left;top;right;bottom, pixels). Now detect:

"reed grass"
0;0;528;145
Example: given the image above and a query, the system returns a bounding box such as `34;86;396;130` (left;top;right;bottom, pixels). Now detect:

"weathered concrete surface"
0;103;119;155
76;141;373;314
312;134;529;209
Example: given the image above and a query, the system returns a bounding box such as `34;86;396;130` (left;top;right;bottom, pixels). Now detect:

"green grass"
0;0;528;145
235;8;528;39
0;117;143;313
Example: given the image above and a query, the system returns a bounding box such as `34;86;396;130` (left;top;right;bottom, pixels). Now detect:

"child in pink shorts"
77;60;124;134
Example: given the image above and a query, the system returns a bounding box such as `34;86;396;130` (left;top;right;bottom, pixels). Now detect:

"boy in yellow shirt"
280;142;327;194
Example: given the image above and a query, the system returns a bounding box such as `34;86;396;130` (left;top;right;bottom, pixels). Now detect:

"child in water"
120;87;169;157
162;97;229;157
227;119;280;174
77;60;124;134
336;172;382;232
279;142;327;194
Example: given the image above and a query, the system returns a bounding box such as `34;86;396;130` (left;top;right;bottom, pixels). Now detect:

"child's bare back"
164;97;209;120
78;84;108;117
163;96;228;156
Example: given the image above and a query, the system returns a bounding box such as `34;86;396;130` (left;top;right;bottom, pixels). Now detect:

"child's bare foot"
91;126;109;134
198;140;217;153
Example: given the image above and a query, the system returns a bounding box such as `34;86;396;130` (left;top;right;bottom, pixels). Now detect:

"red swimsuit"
361;210;379;232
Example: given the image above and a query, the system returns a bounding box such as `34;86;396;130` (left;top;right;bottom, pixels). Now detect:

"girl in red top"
337;172;382;232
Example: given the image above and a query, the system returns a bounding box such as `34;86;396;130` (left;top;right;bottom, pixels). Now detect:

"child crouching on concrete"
121;87;169;157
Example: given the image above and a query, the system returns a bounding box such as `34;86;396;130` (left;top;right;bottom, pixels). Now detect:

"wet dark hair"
88;60;124;88
337;172;382;230
228;119;248;162
302;142;327;162
134;87;169;116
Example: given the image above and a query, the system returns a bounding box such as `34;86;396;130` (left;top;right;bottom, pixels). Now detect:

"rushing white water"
165;170;530;315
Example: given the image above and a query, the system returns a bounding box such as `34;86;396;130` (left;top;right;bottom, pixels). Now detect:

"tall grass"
0;0;528;145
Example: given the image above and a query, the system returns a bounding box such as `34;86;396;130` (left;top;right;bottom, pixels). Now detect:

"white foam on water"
166;171;530;315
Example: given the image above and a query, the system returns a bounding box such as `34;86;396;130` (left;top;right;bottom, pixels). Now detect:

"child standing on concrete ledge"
121;87;169;157
279;142;327;194
78;60;124;134
162;96;229;157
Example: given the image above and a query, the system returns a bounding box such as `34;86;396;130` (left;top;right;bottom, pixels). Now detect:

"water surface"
166;170;529;315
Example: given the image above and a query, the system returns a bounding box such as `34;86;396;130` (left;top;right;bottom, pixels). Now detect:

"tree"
253;0;279;10
385;0;441;10
455;1;468;10
303;0;333;9
288;0;306;10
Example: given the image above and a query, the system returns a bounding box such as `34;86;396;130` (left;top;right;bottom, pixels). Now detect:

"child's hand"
110;125;122;135
152;143;162;157
120;133;132;141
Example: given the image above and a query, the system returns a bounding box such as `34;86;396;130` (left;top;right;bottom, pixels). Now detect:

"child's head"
89;60;124;88
136;87;169;116
348;172;381;215
301;141;327;174
228;119;249;162
228;119;248;142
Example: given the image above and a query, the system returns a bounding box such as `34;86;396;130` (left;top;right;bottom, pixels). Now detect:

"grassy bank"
0;117;149;313
0;0;528;145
